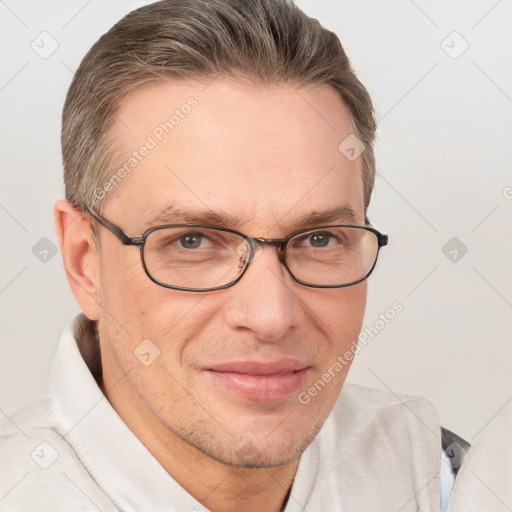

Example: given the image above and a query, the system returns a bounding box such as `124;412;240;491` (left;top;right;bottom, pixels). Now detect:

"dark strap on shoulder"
441;426;471;477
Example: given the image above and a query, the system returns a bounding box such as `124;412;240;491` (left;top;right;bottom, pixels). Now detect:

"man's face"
96;77;367;467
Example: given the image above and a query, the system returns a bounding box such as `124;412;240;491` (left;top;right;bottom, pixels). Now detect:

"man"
0;1;454;510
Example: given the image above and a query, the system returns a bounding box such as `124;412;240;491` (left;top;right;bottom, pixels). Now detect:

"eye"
288;228;350;252
307;231;335;248
179;232;207;249
149;228;233;254
297;230;341;248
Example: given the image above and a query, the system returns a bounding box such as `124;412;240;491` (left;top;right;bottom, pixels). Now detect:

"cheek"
99;248;145;319
98;246;219;366
315;282;368;350
96;245;157;362
98;242;166;326
298;284;367;416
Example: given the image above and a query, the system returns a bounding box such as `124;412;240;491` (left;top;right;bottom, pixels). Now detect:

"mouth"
204;360;310;401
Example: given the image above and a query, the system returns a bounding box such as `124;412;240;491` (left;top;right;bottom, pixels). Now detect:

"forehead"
106;77;365;233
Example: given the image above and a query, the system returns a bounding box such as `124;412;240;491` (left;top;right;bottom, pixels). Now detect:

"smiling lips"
205;359;310;401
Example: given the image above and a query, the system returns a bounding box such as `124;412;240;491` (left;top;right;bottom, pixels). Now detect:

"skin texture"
55;77;368;512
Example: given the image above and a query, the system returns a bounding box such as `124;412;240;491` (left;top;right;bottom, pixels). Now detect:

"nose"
222;244;304;341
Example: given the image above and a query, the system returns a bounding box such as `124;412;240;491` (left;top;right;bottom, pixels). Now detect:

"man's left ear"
54;199;101;321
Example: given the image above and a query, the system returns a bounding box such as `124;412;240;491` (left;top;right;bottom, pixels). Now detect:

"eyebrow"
293;205;361;228
141;204;362;231
141;206;238;229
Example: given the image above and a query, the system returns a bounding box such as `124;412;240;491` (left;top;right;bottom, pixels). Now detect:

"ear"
54;200;101;321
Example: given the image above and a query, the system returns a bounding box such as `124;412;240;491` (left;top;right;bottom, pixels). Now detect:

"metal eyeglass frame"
86;206;388;292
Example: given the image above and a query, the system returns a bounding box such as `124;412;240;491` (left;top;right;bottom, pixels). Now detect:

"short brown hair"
62;0;376;213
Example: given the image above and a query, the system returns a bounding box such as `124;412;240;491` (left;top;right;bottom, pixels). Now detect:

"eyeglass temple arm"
378;233;389;247
366;216;388;248
86;207;141;246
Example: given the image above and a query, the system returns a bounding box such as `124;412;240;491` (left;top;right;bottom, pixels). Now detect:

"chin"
167;413;325;469
195;436;311;469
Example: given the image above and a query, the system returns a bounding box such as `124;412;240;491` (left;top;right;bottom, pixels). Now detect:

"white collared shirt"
1;318;448;511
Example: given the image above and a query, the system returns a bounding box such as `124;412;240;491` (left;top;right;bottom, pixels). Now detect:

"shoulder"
331;381;440;432
0;398;117;511
302;383;443;510
1;397;65;461
320;382;442;464
447;402;512;511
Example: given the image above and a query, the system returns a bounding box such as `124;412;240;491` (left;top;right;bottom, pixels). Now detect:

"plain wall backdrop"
0;0;511;443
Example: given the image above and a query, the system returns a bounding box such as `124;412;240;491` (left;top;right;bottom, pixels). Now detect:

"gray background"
0;0;511;442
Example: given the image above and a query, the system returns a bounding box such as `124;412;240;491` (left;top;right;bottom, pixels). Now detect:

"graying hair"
62;0;376;213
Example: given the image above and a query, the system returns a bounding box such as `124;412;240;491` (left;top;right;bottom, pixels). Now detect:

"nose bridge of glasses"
247;237;287;264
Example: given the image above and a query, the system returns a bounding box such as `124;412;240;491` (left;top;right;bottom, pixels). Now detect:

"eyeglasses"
86;207;388;292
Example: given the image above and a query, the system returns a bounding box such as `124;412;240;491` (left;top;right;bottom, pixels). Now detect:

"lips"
205;359;310;401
